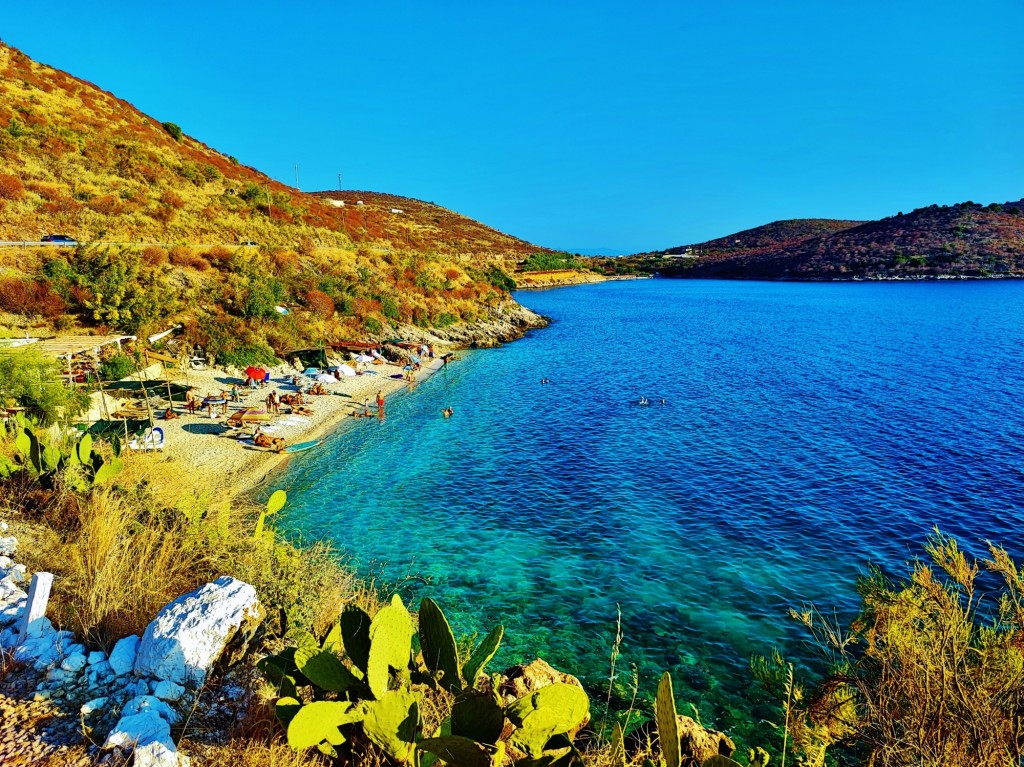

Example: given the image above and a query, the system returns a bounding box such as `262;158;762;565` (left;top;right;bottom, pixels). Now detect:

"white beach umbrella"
316;373;337;383
337;365;357;377
355;354;374;363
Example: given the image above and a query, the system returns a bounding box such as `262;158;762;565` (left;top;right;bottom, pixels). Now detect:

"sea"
271;278;1024;739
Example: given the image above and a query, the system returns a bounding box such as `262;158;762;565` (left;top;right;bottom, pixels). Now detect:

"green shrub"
0;347;88;424
519;252;585;272
162;121;183;141
485;266;516;292
216;343;279;370
434;312;458;328
99;353;135;381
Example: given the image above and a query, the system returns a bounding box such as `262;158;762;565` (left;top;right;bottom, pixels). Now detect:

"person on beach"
230;385;240;403
376;391;385;412
185;396;198;415
428;344;435;359
266;392;274;413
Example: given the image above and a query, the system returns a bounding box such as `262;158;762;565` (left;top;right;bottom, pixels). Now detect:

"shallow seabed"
274;279;1024;735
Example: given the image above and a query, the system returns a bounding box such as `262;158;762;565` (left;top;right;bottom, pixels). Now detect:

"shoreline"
134;304;548;505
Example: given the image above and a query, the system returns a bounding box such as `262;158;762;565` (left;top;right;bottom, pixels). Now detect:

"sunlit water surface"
272;279;1024;734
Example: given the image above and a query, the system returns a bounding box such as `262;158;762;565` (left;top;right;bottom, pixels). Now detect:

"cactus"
507;682;590;758
363;689;419;764
294;640;362;694
367;594;414;699
419;735;504;767
419;597;463;692
286;699;363;756
656;672;681;767
451;688;505;745
254;489;287;540
340;603;372;676
463;624;504;686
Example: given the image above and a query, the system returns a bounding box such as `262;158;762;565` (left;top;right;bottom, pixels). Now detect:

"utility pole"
295;165;300;190
337;172;343;191
265;184;272;220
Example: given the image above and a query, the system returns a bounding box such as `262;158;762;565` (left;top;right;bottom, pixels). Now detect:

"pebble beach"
136;354;450;501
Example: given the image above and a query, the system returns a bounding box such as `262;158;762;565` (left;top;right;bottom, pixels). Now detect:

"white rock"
61;652;88;672
87;650;106;665
152;679;185;703
80;696;109;716
133;577;263;688
0;602;24;628
109;634;140;676
133;739;181;767
0;555;12;570
9;564;26;584
0;625;19;649
0;536;16;557
121;694;179;725
0;521;8;531
46;667;72;684
103;710;173;751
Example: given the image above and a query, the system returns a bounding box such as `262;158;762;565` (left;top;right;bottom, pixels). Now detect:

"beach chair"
128;426;164;452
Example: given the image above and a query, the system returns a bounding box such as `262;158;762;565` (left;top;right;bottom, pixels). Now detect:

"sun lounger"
128;426;164;451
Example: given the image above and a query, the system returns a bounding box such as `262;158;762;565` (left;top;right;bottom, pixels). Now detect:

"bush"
99;353;135;381
162;121;183;141
304;289;334;318
486;266;516;292
216;343;279;370
434;312;458;328
168;246;209;271
0;347;87;424
141;246;168;267
160;190;185;210
204;245;233;267
0;173;25;200
763;533;1024;767
0;278;66;318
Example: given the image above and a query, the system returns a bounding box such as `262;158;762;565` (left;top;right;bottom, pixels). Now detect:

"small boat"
285;439;322;454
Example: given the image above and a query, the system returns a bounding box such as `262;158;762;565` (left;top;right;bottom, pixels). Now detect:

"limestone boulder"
133;576;264;688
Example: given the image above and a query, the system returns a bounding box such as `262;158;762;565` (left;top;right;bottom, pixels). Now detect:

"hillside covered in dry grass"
0;43;553;359
651;203;1024;279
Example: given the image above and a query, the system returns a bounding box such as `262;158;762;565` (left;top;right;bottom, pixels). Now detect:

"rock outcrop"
133;576;263;688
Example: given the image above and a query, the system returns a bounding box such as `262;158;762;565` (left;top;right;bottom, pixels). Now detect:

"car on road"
41;234;77;245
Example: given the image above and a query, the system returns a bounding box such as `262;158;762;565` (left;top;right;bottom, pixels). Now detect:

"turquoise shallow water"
272;279;1024;730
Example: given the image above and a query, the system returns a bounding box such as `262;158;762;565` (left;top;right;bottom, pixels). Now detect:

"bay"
273;278;1024;733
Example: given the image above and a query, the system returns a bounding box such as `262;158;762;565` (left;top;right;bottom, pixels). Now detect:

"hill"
0;43;550;359
650;203;1024;280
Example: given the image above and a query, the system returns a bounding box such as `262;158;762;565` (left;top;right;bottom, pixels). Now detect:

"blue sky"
3;1;1022;253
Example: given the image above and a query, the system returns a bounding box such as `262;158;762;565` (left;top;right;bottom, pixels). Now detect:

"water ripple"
274;279;1024;728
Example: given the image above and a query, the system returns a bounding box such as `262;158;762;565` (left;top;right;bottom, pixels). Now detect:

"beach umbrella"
355;354;373;363
245;366;267;382
337;365;357;377
303;367;320;376
316;373;336;383
410;354;420;363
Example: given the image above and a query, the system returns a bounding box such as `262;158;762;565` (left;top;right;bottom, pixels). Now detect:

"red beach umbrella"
245;366;267;381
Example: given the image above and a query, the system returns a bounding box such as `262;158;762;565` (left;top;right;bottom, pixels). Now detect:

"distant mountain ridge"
649;202;1024;279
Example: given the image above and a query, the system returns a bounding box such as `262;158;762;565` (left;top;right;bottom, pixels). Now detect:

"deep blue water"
272;279;1024;732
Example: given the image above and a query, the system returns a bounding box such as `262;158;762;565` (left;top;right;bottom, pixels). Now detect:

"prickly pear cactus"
366;595;414;699
656;672;681;767
255;489;287;540
507;682;590;758
286;699;363;756
463;624;504;687
363;689;419;764
340;603;372;676
419;597;463;692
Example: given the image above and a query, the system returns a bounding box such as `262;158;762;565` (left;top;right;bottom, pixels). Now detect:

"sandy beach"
125;354;450;502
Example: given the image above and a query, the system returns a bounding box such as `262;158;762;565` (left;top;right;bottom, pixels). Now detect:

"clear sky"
3;1;1022;253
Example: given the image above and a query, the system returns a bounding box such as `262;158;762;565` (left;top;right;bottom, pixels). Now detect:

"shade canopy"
245;366;268;381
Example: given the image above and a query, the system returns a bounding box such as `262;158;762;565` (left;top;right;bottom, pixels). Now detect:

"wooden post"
16;572;54;643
